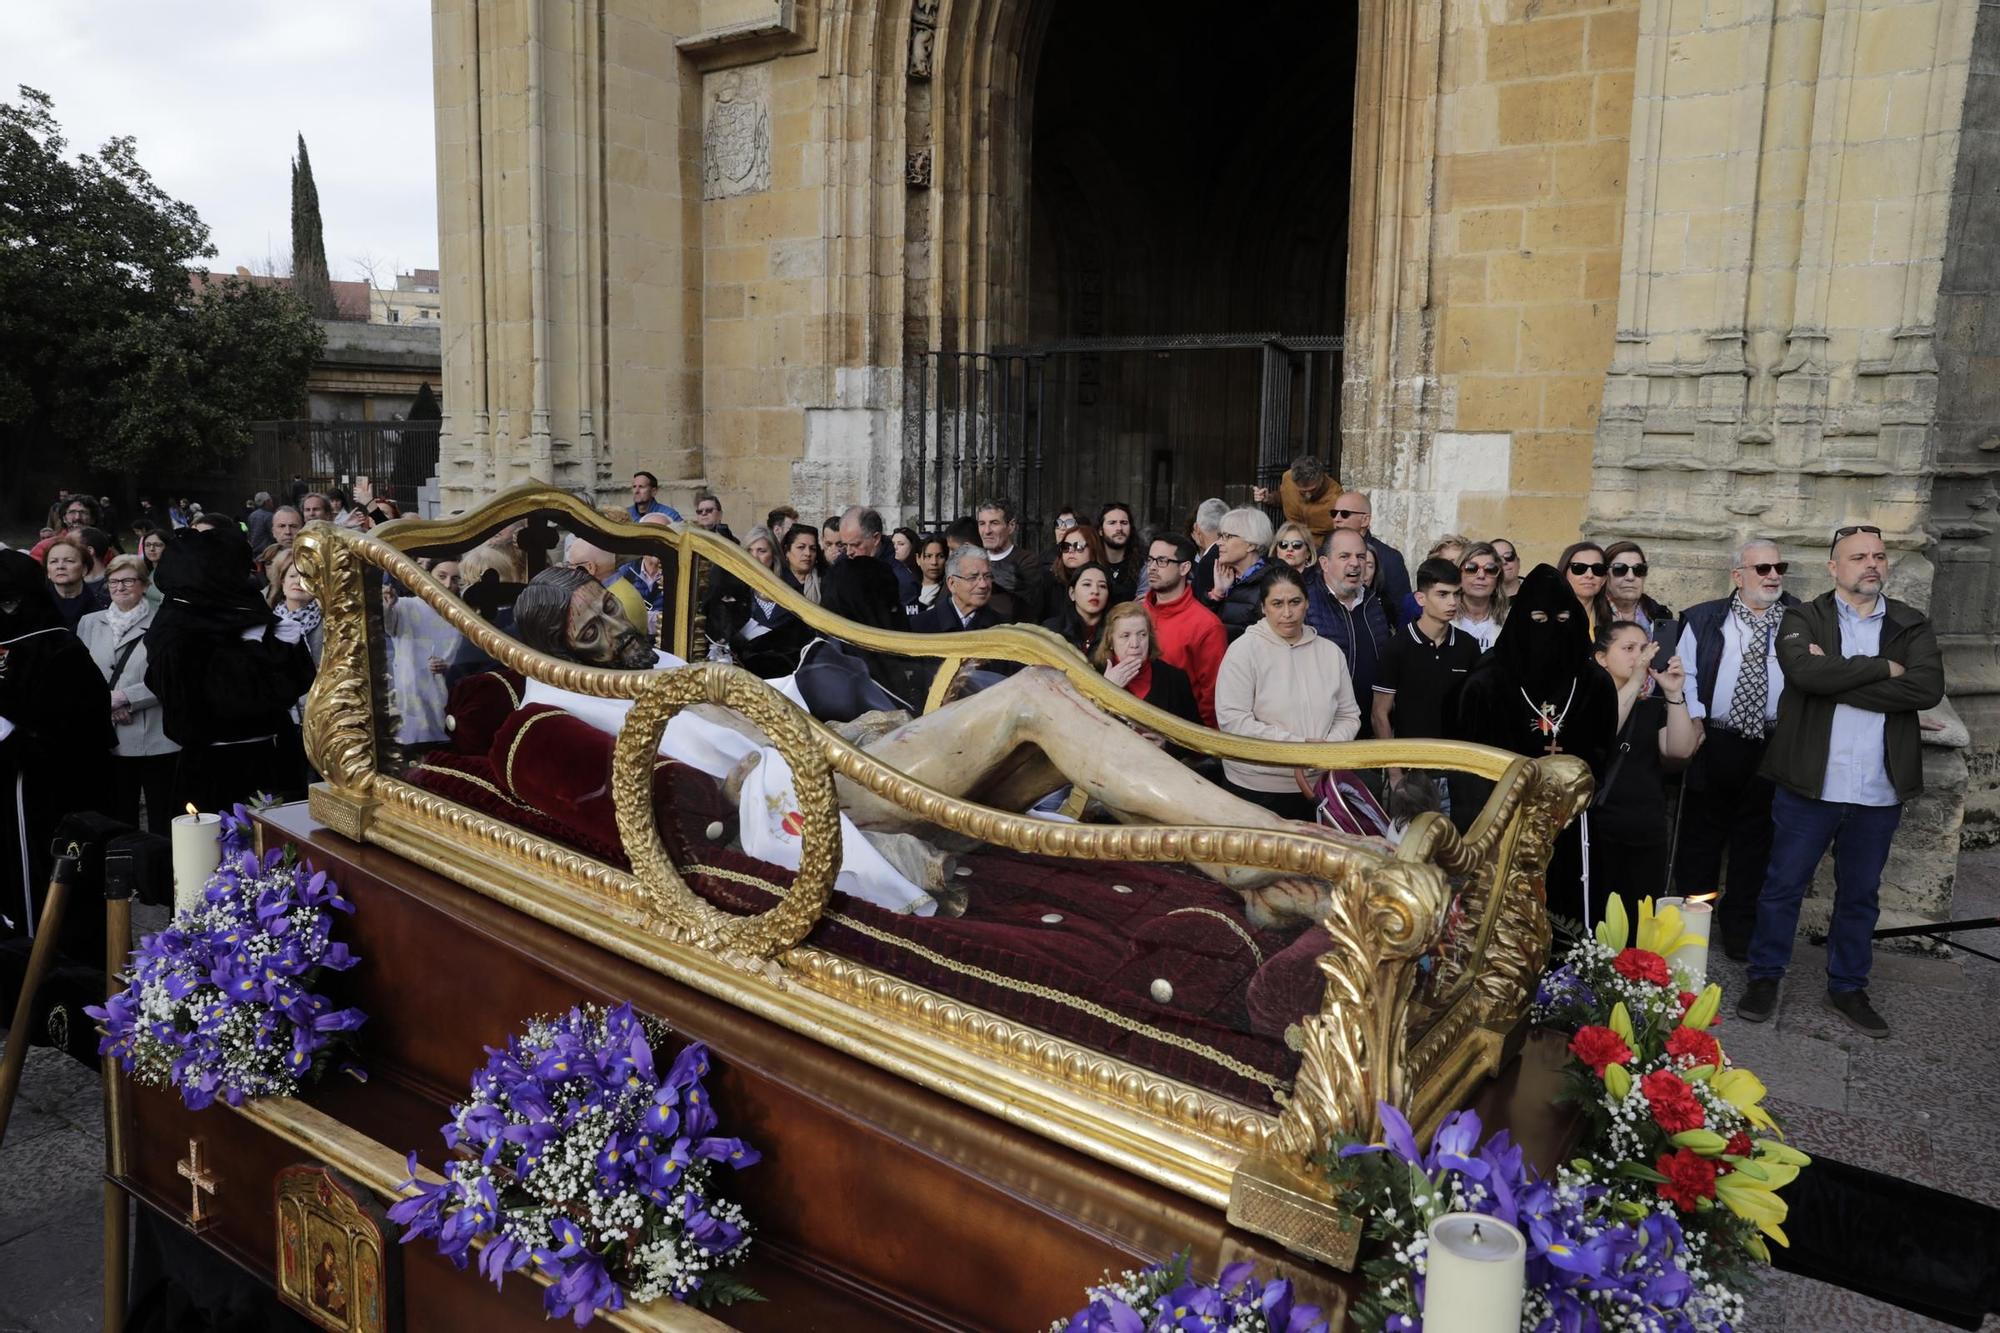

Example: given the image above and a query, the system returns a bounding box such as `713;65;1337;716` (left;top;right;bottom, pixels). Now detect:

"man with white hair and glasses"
1672;538;1799;959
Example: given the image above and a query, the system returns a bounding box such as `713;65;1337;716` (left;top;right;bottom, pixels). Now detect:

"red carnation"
1655;1148;1719;1211
1612;948;1673;986
1641;1069;1706;1134
1568;1025;1634;1076
1678;990;1699;1013
1724;1131;1753;1158
1665;1026;1722;1068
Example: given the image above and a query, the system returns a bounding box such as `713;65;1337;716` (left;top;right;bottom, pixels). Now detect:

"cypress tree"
290;135;339;320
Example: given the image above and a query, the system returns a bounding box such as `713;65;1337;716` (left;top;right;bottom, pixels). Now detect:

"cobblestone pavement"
2;859;1996;1331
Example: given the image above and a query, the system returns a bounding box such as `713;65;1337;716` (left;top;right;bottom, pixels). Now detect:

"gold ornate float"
292;487;1590;1267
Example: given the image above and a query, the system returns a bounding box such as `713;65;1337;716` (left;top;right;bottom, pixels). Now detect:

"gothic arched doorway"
908;0;1357;533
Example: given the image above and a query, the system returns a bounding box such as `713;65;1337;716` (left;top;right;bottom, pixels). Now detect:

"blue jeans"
1748;787;1901;991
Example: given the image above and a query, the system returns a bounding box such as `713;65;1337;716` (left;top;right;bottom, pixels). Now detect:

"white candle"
1669;897;1713;985
1423;1212;1525;1333
171;809;223;916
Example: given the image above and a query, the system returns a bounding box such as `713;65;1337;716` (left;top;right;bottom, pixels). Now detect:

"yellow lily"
1670;1128;1729;1154
1684;984;1723;1030
1596;895;1631;953
1609;1001;1635;1045
1636;897;1701;959
1755;1140;1812;1168
1715;1160;1800;1246
1711;1068;1779;1134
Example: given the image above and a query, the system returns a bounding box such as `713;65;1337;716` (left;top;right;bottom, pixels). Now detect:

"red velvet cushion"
444;669;527;754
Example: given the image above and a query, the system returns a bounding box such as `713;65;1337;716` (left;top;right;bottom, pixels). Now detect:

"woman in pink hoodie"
1213;564;1362;820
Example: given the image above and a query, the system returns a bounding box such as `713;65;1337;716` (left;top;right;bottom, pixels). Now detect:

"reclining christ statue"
509;567;1358;926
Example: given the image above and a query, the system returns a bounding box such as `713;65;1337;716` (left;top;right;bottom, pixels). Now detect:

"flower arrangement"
389;1002;760;1326
1532;896;1809;1277
1325;896;1809;1332
1053;1253;1329;1333
87;806;366;1110
1331;1101;1745;1333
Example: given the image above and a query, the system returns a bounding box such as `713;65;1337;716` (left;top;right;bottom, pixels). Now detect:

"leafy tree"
290;134;338;320
0;86;323;487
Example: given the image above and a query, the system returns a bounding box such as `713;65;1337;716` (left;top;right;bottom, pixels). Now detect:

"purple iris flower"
681;1192;743;1255
1429;1109;1490;1180
664;1042;710;1091
1062;1297;1147;1333
693;1136;762;1170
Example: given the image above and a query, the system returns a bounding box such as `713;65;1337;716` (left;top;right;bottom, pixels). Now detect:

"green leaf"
1614;1161;1671;1184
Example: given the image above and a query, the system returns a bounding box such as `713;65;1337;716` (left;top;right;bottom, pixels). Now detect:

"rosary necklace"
1521;680;1578;754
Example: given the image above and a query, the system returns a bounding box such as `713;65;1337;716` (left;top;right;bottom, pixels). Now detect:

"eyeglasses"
1060;541;1089;553
1144;554;1185;567
1499;551;1519;563
1331;509;1368;520
1609;561;1648;577
105;578;143;590
1462;562;1500;576
949;571;993;583
1568;561;1608;577
1275;539;1309;551
1736;561;1790;576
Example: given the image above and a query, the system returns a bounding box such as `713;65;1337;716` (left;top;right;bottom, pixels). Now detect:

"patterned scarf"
1726;594;1779;739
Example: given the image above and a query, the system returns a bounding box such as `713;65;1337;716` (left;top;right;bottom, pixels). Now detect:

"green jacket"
1759;590;1944;803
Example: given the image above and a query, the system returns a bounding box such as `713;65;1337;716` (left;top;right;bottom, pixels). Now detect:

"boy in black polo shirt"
1374;557;1481;821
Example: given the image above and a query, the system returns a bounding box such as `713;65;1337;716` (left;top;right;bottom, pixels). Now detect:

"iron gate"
909;334;1341;535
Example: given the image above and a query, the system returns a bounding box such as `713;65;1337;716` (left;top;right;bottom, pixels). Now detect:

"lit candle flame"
185;803;199;816
1687;892;1719;904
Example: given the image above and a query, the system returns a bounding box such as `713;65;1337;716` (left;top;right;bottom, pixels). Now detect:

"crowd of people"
1;462;1945;1037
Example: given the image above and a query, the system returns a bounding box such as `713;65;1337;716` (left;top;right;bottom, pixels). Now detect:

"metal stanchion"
0;851;79;1148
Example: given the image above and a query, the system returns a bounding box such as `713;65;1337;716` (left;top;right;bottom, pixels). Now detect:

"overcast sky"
1;2;438;283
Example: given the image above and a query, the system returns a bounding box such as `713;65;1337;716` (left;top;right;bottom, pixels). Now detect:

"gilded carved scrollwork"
294;525;376;791
1474;755;1592;1029
1274;859;1448;1155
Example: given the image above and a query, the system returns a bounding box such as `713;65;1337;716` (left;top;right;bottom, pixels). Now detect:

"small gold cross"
176;1137;220;1231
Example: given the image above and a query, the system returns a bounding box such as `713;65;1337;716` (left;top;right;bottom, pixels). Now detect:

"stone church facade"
429;0;2000;845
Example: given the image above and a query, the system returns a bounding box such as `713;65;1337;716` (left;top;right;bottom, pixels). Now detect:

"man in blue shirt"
1736;526;1943;1037
628;471;682;523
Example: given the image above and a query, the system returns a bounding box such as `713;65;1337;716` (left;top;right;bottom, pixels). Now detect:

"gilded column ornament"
1273;859;1447;1157
294;525;377;791
1474;756;1591;1030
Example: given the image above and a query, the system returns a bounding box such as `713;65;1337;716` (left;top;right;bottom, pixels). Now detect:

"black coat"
911;599;1002;635
1205;558;1270;642
0;553;114;941
1133;659;1201;728
818;554;909;637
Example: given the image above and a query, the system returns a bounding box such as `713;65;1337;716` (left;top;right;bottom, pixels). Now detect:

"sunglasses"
1832;520;1880;548
1275;539;1309;551
1609;561;1647;577
1462;562;1500;576
1568;561;1608;577
1331;509;1368;520
1737;561;1789;576
1499;552;1519;563
1060;541;1090;553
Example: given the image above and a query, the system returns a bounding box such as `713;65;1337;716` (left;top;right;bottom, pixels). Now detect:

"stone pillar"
1588;0;1978;613
432;0;701;513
